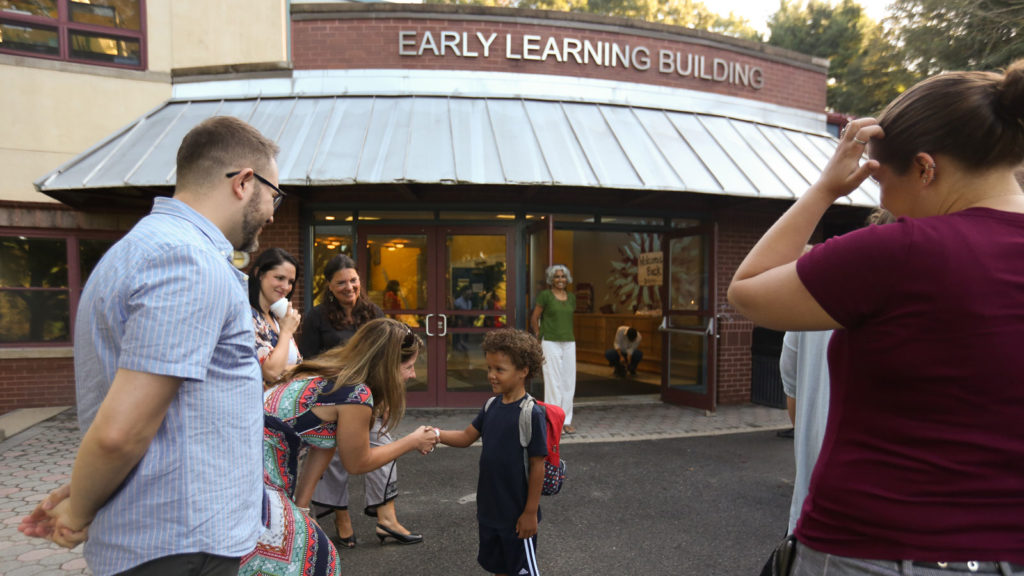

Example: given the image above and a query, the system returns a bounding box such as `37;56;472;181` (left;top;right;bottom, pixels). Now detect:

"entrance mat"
449;369;660;398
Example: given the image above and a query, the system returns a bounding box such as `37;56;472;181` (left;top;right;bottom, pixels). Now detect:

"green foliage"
833;24;918;116
423;0;762;39
888;0;1024;74
767;0;874;112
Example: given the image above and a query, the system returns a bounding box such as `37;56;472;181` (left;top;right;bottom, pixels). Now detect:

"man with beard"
19;116;282;576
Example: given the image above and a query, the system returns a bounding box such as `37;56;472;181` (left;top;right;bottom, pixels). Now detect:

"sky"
709;0;895;35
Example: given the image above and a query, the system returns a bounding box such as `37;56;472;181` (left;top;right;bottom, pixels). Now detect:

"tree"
834;24;918;116
888;0;1024;74
423;0;762;40
767;0;872;112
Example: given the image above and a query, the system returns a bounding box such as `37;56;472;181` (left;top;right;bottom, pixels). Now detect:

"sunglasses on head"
401;323;415;349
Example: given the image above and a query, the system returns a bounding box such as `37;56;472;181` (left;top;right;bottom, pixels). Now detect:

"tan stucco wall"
169;0;288;69
0;0;289;205
0;63;170;203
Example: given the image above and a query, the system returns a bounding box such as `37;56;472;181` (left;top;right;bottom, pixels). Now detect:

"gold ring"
853;137;868;145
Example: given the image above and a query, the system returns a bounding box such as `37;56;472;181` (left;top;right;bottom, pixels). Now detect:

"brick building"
0;1;875;415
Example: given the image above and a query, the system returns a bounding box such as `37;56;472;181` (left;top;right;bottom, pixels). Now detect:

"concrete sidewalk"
0;398;790;575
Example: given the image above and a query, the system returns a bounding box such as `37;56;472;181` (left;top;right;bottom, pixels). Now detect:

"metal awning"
36;95;879;208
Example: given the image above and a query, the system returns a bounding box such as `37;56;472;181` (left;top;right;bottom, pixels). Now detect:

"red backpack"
485;393;566;495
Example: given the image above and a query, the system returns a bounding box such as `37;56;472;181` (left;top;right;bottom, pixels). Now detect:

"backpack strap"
486;394;537;477
518;394;535;448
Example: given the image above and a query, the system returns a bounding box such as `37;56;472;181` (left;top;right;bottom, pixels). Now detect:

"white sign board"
638;252;663;286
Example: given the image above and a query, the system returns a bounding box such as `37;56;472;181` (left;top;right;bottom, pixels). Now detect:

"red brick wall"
291;16;826;114
714;205;785;405
0;357;76;415
256;198;307;313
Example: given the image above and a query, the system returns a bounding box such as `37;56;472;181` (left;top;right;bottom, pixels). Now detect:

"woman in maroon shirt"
730;61;1024;574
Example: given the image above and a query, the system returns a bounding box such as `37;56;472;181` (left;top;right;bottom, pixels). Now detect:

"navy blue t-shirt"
472;395;547;529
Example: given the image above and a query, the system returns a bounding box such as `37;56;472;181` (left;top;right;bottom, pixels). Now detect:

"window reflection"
0;0;143;68
1;0;58;18
0;21;58;55
69;0;141;30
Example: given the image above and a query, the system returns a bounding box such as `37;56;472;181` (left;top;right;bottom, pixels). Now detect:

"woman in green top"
530;264;578;434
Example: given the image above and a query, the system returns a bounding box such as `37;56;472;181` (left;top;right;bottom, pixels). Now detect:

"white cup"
269;298;289;319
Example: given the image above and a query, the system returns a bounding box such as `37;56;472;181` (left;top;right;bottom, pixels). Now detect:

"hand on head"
819;118;884;200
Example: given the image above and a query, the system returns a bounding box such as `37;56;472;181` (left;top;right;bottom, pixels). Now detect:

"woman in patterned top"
249;248;303;390
242;318;438;575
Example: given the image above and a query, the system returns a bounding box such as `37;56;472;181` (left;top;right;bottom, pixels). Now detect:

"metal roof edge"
34;100;172;195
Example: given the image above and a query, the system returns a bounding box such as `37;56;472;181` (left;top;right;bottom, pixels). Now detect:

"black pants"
117;553;240;576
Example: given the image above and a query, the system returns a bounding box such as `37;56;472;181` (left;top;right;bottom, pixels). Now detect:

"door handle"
438;314;448;337
425;313;435;337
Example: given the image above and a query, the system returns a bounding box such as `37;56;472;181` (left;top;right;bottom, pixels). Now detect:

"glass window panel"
69;31;139;65
311;228;354;306
365;234;427;318
0;20;58;55
671;219;701;228
438;212;516;221
0;290;69;342
551;213;596;223
668;235;705;312
598;216;666;226
445;333;493;393
447;234;506;314
79;238;115;285
666;331;706;392
312;211;353;224
357;211;434;221
70;0;140;30
0;237;68;288
564;229;663;314
1;0;57;18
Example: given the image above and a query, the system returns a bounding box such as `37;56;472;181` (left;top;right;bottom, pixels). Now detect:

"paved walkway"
0;398;789;575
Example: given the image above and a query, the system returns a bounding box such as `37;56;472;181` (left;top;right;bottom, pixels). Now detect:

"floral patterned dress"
252;307;302;383
239;376;374;576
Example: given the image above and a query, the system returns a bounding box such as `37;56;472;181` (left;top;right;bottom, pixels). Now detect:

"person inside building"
605;325;642;377
249;247;302;391
729;61;1024;574
298;254;423;547
18;116;282;575
246;319;437;574
383;279;403;311
453;285;474;351
530;264;577;435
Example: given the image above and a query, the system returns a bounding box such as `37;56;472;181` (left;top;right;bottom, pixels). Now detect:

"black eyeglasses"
226;171;287;210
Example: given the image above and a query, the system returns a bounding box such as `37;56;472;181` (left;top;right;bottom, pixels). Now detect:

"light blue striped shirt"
74;197;263;576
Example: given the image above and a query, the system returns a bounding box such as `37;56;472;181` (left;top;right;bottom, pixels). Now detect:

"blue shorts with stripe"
478;524;540;575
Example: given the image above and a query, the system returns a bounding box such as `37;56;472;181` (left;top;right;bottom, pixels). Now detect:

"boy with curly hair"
435;329;546;576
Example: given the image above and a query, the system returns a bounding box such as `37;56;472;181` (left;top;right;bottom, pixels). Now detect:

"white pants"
541;339;576;426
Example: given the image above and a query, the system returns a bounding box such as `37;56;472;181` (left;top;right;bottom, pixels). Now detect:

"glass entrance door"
360;225;513;407
660;224;717;411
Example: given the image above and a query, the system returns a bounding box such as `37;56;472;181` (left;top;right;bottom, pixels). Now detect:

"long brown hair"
283;318;422;434
319;254;380;329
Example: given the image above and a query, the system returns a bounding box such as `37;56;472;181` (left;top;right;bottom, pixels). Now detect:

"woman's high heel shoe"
375;523;423;545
